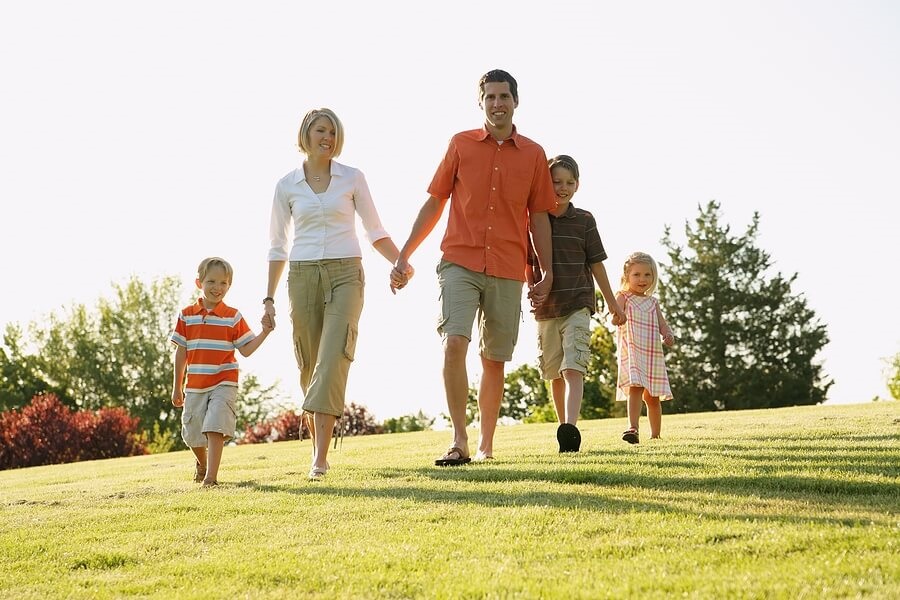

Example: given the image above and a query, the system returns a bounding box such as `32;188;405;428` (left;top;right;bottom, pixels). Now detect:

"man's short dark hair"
479;69;518;104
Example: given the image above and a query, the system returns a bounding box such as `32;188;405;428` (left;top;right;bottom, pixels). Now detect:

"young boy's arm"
591;262;626;325
171;345;187;407
237;318;274;358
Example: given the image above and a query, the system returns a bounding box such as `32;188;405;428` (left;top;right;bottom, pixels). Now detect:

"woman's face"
307;116;336;159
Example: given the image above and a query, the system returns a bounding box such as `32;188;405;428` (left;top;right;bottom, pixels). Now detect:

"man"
392;69;556;465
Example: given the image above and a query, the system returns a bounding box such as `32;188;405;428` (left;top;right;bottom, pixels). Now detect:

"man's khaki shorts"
181;384;238;447
537;307;592;379
436;260;523;362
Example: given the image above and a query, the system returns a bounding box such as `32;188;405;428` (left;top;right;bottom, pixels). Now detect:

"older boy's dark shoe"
557;423;581;453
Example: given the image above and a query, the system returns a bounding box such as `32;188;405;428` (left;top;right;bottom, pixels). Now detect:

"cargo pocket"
574;326;590;369
536;330;547;375
343;323;358;361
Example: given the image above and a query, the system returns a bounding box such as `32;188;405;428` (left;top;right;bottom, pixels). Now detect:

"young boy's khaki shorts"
537;307;592;379
181;384;238;447
436;260;523;362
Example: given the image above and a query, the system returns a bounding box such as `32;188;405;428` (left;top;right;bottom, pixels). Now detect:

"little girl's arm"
657;304;675;346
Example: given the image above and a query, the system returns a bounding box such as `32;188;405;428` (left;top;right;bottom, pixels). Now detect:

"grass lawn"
1;402;898;599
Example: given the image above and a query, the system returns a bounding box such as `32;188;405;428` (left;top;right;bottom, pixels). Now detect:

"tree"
383;410;435;433
885;351;900;401
659;200;831;411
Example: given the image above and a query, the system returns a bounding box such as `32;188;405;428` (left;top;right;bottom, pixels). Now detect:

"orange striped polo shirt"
170;299;254;393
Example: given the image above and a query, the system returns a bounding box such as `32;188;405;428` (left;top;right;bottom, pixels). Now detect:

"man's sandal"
434;446;471;467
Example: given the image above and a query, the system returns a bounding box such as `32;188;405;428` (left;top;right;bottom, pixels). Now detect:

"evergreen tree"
659;200;831;411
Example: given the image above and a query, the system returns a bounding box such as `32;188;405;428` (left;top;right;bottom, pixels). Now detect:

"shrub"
0;393;147;470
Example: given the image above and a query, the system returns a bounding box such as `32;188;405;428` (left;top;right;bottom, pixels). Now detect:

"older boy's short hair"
478;69;519;105
197;257;234;283
297;108;344;158
549;155;580;181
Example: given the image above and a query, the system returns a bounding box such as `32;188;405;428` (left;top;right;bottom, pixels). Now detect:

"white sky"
2;1;898;420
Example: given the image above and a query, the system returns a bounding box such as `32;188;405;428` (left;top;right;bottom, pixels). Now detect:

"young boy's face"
196;265;231;309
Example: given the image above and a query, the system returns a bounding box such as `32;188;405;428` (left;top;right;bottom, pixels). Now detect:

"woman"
265;108;410;480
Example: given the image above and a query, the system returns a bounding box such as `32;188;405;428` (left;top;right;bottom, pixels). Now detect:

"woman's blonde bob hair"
297;108;344;158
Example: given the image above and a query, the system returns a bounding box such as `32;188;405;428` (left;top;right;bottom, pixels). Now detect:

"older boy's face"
196;265;231;307
480;82;517;130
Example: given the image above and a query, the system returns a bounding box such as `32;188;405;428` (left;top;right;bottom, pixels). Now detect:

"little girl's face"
551;166;578;208
626;263;654;295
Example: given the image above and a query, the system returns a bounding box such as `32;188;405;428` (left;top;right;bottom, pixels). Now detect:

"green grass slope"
1;403;898;599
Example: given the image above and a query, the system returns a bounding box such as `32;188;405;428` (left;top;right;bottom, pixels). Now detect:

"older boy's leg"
203;433;224;486
476;356;504;458
550;378;566;423
562;369;584;425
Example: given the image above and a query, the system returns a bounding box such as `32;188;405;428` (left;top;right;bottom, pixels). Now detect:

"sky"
1;1;898;421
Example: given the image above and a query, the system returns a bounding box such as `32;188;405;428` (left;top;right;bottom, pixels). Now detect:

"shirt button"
487;246;491;250
494;167;498;170
489;206;494;210
488;226;492;230
492;187;496;191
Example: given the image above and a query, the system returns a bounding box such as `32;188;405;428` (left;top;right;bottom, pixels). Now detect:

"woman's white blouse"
268;161;390;261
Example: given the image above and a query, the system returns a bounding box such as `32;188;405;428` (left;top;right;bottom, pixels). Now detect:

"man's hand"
171;389;184;408
390;259;414;294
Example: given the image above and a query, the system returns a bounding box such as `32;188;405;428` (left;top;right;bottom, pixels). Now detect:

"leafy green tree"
0;325;65;412
659;200;831;411
383;410;435;433
886;351;900;401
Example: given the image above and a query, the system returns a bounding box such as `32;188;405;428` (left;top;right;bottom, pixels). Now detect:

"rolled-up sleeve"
268;180;292;261
352;170;390;244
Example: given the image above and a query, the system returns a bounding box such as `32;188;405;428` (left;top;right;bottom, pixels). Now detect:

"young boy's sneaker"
622;428;639;444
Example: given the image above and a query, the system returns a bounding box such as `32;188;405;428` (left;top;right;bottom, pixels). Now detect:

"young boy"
170;257;273;486
526;155;626;453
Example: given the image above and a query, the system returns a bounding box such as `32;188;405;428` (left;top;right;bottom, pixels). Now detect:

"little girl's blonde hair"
620;252;659;296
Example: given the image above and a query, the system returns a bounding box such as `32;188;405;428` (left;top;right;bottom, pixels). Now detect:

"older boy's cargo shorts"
181;384;238;447
436;260;523;362
537;307;592;379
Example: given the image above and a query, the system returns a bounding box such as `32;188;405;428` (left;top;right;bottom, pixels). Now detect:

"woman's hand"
390;260;414;294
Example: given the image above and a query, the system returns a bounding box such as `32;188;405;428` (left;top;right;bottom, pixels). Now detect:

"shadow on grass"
233;459;896;526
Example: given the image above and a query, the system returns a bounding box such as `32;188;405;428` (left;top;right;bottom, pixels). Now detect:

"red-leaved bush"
0;394;147;470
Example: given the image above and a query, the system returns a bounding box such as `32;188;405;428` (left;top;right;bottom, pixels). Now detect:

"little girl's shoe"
622;427;639;444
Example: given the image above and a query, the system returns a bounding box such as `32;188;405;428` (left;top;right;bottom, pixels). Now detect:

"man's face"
480;81;517;130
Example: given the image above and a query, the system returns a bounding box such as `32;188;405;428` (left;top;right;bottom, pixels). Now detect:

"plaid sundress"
615;292;673;401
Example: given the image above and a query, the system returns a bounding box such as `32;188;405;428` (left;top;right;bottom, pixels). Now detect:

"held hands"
527;275;552;308
263;301;276;330
610;309;627;327
390;259;415;294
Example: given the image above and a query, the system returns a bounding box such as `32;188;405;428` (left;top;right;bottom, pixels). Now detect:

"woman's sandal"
622;427;640;445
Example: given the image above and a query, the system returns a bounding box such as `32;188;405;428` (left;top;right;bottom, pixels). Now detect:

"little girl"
615;252;674;443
